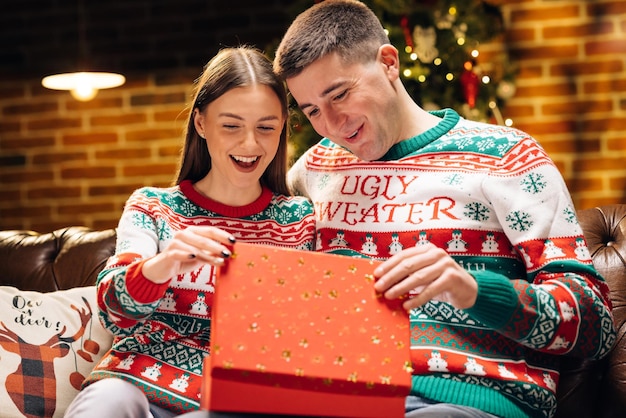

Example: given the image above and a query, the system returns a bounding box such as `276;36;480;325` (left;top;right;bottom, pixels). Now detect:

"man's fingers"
374;244;432;275
376;250;442;295
402;278;444;310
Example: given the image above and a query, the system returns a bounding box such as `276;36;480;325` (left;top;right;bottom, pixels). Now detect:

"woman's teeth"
232;155;258;163
231;155;259;168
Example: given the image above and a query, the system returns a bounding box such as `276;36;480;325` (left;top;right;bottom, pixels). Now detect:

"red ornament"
460;60;479;108
400;16;413;48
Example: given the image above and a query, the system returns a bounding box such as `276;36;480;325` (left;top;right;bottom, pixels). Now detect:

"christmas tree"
275;0;517;162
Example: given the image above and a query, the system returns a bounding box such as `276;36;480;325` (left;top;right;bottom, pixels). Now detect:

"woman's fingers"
174;226;236;260
190;226;236;246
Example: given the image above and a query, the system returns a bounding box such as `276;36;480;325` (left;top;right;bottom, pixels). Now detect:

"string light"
392;2;515;126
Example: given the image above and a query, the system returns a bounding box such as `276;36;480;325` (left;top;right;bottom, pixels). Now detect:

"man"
273;1;615;417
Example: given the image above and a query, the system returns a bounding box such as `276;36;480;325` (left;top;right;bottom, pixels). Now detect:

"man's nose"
325;106;345;133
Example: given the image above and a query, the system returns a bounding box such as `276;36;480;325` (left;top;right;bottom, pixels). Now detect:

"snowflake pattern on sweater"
83;181;316;413
288;109;615;418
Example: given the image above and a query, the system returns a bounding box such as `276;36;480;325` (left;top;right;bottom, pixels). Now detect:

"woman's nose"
242;129;258;146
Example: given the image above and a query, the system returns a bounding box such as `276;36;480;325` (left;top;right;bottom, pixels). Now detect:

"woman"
65;46;316;418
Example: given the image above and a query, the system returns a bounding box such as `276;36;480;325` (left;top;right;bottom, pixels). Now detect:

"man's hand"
373;244;478;311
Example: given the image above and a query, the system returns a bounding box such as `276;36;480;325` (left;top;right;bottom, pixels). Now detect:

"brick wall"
0;72;196;232
502;0;626;209
0;0;293;232
1;0;625;232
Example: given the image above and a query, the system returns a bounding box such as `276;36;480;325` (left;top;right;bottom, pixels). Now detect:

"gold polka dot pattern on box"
209;242;412;396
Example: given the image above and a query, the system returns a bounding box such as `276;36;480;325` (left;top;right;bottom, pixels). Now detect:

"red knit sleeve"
123;259;172;304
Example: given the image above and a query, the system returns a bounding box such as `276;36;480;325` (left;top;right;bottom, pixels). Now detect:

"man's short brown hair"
273;0;390;80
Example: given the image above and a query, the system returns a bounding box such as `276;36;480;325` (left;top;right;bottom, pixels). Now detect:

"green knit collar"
378;108;460;161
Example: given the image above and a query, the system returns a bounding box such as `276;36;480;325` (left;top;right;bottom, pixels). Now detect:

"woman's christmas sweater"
288;109;615;418
83;180;316;413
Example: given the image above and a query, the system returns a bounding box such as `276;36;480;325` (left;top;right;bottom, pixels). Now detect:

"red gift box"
201;243;412;417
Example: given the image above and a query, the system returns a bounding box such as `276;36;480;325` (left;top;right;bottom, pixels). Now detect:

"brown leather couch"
1;205;625;418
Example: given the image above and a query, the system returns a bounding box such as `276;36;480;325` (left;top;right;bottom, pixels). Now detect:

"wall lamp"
41;0;125;101
42;71;125;101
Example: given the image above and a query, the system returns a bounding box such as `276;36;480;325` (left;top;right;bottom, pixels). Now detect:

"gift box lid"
208;242;412;397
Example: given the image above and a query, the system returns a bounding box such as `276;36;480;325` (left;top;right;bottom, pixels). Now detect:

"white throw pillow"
0;286;113;418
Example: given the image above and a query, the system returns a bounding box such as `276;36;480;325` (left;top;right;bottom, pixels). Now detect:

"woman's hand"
141;226;236;283
373;243;478;311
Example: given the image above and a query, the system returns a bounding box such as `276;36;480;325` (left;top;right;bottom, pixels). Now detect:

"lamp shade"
42;71;126;101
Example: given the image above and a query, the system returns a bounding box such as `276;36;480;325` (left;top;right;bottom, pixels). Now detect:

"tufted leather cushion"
0;205;625;417
0;226;116;292
555;205;626;418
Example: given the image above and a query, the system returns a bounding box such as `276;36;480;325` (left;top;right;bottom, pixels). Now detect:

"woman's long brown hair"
175;46;290;196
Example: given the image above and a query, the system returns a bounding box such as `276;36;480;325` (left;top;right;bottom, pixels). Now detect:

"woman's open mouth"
231;155;260;170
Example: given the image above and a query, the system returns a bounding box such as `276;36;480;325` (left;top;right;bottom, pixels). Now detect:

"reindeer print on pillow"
0;286;112;418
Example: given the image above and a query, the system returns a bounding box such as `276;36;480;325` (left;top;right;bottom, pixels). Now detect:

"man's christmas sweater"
288;109;615;418
83;180;316;413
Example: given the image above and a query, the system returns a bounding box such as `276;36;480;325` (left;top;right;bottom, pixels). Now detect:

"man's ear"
378;44;400;81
